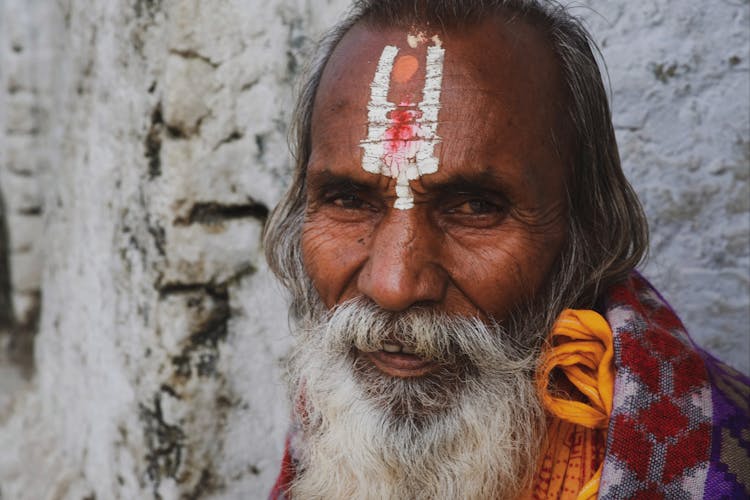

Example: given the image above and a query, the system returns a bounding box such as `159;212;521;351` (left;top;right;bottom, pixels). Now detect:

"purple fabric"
703;354;750;498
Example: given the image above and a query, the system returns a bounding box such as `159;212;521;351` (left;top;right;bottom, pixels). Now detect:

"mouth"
359;341;437;378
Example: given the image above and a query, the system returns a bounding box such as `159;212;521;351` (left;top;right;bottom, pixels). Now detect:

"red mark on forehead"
383;101;422;176
392;55;419;83
386;104;421;142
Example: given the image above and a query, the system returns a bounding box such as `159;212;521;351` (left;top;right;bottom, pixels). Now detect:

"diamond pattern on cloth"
599;272;750;499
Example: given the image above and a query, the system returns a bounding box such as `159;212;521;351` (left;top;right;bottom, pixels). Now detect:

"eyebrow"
306;170;375;194
305;165;520;201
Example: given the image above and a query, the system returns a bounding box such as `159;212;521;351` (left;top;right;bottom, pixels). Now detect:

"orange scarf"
527;309;615;500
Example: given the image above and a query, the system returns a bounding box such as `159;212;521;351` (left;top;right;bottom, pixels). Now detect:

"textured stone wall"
0;1;747;499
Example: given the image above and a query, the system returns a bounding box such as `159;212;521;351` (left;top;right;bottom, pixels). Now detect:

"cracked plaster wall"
0;0;747;499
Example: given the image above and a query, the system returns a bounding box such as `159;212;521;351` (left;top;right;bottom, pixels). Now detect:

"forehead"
310;17;570;181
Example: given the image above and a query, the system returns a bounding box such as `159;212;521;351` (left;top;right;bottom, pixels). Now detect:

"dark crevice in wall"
184;468;221;500
142;280;238;495
18;206;42;216
239;78;259;92
157;282;211;298
168;48;219;68
165;285;230;379
134;0;163;20
6;292;39;378
145;102;163;179
173;201;269;226
146;218;166;257
165;123;188;140
212;130;243;151
140;393;185;489
0;187;37;378
254;133;269;161
0;189;13;330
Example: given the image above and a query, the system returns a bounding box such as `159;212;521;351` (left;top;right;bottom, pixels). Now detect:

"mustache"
304;297;539;373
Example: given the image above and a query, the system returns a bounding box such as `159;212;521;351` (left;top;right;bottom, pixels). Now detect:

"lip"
361;349;437;378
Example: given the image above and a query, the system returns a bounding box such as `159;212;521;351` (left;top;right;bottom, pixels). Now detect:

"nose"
357;209;448;311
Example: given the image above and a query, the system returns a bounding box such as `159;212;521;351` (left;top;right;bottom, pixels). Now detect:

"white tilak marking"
361;45;398;176
360;37;445;210
415;44;445;177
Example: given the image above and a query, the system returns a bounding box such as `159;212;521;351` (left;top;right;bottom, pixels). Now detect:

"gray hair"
263;0;649;320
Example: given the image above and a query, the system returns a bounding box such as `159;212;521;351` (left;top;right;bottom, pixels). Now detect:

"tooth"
382;342;402;353
401;345;416;354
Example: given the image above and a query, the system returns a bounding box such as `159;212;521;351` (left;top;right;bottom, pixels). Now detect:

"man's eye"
449;199;502;215
329;193;366;209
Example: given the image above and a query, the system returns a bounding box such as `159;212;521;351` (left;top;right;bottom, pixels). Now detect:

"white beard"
286;299;547;500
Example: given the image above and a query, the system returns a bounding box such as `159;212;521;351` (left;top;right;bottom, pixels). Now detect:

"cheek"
444;223;566;319
300;217;368;307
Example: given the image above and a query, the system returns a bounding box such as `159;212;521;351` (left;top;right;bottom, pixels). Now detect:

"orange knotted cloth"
527;309;615;500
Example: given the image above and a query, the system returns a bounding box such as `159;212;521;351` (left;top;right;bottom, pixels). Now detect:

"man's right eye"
327;192;367;209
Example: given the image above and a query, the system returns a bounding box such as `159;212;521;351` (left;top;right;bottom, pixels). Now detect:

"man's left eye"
448;199;502;215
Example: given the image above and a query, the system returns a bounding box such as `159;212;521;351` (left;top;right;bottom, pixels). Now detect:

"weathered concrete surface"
0;0;747;498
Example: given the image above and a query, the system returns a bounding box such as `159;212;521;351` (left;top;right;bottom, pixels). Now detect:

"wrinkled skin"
301;18;572;377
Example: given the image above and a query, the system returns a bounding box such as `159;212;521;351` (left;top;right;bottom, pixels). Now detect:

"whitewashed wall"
0;0;747;498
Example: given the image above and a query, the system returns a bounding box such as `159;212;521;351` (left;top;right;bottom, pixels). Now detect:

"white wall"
0;1;747;498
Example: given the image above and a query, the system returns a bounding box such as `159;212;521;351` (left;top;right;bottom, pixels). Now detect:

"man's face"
301;18;570;378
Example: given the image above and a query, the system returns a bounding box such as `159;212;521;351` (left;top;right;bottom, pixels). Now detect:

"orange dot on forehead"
392;54;419;83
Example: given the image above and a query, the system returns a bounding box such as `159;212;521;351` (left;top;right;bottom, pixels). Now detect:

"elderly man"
264;0;750;498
